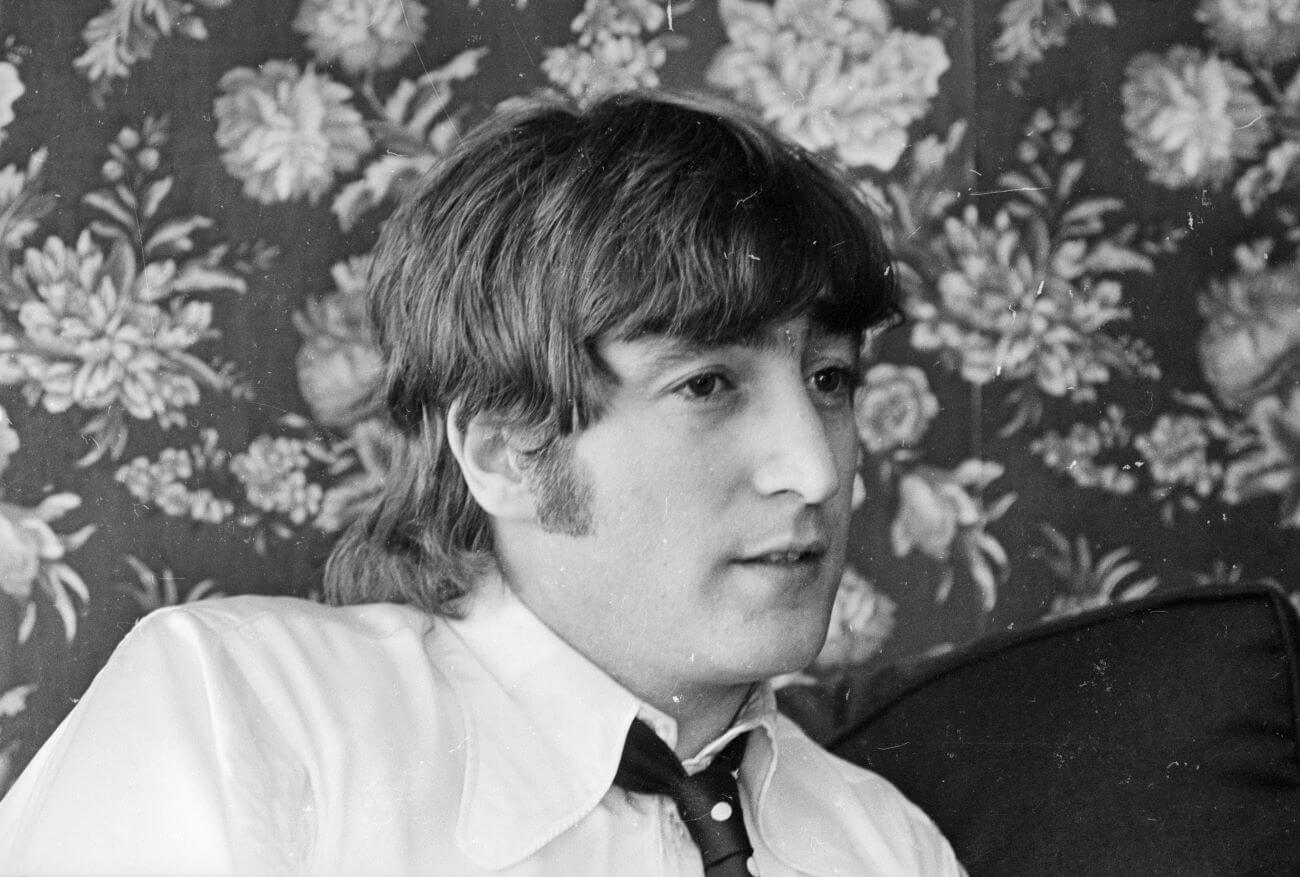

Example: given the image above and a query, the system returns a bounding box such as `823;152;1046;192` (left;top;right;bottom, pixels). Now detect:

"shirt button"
710;801;733;822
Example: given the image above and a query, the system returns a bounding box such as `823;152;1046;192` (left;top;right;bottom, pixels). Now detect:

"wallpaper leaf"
332;47;486;231
0;406;93;644
993;0;1116;87
1037;524;1160;620
114;555;222;613
77;0;231;105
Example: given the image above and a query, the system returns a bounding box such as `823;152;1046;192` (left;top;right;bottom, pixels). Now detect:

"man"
0;92;963;875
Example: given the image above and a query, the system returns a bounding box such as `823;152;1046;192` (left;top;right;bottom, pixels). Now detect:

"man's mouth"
735;540;827;566
742;550;817;564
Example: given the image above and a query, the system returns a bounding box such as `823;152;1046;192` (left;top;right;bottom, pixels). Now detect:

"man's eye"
678;372;729;399
809;367;856;401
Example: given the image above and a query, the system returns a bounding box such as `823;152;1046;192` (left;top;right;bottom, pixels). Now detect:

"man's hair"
323;90;900;615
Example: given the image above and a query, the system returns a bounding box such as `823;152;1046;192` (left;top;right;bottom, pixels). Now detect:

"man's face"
502;315;861;699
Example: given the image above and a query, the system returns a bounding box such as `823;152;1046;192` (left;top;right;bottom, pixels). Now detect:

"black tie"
613;719;756;876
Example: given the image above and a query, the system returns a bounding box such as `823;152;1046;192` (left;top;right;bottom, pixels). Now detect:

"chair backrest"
830;584;1300;877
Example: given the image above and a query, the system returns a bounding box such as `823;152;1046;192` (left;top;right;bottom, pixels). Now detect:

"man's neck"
492;552;762;760
499;573;756;760
643;681;754;760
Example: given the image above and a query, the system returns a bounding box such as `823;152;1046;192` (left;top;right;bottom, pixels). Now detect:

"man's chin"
733;622;830;683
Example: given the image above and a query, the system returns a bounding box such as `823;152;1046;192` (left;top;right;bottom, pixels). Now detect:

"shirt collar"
436;570;876;874
438;569;641;870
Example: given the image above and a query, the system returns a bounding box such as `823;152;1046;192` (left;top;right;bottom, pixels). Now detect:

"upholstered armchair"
831;585;1300;876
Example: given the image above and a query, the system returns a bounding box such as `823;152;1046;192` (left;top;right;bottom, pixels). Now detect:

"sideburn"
521;437;595;537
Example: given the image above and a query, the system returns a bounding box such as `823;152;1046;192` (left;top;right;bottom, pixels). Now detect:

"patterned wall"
2;0;1298;788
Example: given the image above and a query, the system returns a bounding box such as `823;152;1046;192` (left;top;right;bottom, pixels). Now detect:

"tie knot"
613;719;756;875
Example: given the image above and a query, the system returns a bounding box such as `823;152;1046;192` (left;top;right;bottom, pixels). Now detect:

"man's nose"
749;384;841;505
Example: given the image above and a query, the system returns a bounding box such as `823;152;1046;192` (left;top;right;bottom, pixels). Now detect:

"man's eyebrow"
626;323;859;378
636;338;722;375
744;323;858;357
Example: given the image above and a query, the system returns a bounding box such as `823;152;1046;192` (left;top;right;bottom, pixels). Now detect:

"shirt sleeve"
0;605;314;875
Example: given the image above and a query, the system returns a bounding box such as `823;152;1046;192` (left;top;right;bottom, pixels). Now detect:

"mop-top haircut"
324;90;900;615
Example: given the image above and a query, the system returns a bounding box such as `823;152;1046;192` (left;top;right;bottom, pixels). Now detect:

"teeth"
761;551;805;563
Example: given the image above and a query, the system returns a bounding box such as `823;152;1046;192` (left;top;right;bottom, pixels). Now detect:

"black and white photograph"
0;0;1297;873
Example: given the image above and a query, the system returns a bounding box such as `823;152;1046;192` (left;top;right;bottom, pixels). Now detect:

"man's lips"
733;539;828;565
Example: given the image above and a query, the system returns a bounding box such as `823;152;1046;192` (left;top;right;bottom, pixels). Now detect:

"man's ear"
445;400;536;522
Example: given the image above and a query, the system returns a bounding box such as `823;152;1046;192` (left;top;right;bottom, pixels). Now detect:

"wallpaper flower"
214;62;373;205
294;256;380;428
1198;257;1300;408
293;0;428;74
1196;0;1300;65
0;0;1297;791
854;364;939;455
707;0;949;171
0;62;23;146
816;566;897;668
1122;47;1269;190
542;0;679;104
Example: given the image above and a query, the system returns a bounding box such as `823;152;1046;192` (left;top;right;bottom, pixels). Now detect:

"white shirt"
0;572;964;876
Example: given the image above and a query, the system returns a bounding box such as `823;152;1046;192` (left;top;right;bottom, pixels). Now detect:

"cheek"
590;462;733;579
829;414;862;478
596;430;736;512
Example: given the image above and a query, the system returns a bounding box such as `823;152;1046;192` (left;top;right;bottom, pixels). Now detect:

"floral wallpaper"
1;0;1298;787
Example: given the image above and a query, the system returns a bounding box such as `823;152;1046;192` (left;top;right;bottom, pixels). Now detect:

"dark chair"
830;584;1300;877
